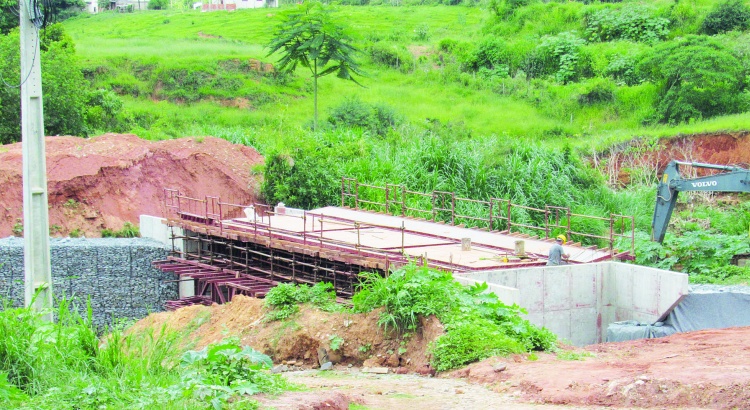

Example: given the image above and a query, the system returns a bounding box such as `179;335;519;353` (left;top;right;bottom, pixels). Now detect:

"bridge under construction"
154;179;635;309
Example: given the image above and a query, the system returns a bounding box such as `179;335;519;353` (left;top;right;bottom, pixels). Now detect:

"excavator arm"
651;160;750;243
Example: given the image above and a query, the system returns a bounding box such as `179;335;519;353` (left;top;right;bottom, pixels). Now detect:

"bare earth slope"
130;295;750;410
0;134;263;237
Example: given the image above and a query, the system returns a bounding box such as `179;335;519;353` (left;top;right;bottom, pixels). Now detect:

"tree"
701;0;750;35
638;35;748;124
0;24;88;143
0;0;85;35
266;2;363;131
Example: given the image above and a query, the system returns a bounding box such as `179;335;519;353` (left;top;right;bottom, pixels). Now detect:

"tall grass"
0;295;289;408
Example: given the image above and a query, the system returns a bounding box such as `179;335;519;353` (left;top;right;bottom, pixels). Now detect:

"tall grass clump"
352;263;556;371
0;296;293;409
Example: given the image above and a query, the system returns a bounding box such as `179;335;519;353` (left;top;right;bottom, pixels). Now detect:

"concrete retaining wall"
461;262;688;346
0;237;177;328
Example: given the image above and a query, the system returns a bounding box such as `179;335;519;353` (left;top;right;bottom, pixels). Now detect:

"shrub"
669;0;700;35
604;54;643;86
264;282;341;321
100;222;139;238
86;89;125;132
635;231;750;278
261;149;339;210
529;32;591;84
327;97;401;137
148;0;169;10
368;43;414;73
584;5;669;45
701;0;750;35
430;321;524;371
414;23;430;41
463;37;513;72
638;35;748;124
576;78;615;105
438;38;459;53
488;0;534;19
177;338;290;406
352;263;556;371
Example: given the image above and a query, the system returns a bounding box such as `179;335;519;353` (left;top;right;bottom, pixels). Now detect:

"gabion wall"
0;237;177;328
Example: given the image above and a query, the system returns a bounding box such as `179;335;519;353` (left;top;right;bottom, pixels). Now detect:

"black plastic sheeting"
607;285;750;343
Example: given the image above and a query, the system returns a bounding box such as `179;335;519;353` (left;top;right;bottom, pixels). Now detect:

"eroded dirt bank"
130;295;750;410
0;134;263;237
2;131;749;237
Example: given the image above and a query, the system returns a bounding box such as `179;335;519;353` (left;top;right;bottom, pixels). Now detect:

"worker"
547;234;570;266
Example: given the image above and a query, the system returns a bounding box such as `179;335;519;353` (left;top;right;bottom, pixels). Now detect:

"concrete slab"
544;268;572;311
465;262;688;345
516;268;545;313
570;307;599;346
313;207;614;263
570;265;597;308
543;310;571;342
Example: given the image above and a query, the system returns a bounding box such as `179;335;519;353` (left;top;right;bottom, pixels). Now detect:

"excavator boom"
652;160;750;243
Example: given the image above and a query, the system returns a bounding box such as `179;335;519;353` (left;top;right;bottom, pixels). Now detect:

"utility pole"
20;0;54;321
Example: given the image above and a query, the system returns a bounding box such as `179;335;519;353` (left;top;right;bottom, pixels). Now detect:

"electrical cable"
0;3;41;89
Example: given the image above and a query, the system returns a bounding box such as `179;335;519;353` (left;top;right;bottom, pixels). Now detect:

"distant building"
84;0;150;12
84;0;277;13
201;0;278;11
85;0;98;13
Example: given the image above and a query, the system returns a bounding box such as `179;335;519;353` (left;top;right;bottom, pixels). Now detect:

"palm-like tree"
266;2;363;131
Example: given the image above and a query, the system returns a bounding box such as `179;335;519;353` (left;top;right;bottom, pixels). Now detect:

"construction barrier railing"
340;178;635;252
163;189;468;272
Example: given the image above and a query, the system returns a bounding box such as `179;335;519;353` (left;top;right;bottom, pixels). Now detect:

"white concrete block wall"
516;268;545;312
657;269;689;319
632;267;660;315
139;215;184;252
544;310;571;342
463;262;688;345
453;276;519;306
139;215;192;298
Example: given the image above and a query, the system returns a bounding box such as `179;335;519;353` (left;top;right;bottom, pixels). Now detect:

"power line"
1;1;42;89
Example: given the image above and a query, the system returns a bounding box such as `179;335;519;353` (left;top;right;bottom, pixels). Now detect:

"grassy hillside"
63;2;750;151
53;2;750;281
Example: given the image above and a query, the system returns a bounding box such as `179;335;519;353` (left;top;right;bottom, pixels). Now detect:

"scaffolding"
156;183;634;309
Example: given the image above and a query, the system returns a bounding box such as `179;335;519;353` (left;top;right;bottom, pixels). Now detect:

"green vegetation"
0;2;746;281
352;263;556;371
0;297;293;409
266;2;364;130
264;281;342;321
53;2;750;145
178;337;292;408
328;335;344;351
555;349;594;361
11;219;22;236
101;222;140;238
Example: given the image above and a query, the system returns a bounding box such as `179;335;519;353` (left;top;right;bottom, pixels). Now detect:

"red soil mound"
0;133;263;237
454;326;750;408
131;295;750;409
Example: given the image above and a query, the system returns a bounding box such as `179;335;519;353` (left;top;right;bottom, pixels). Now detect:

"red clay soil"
2;131;747;237
454;327;750;409
0;133;263;237
130;296;750;409
605;131;750;186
